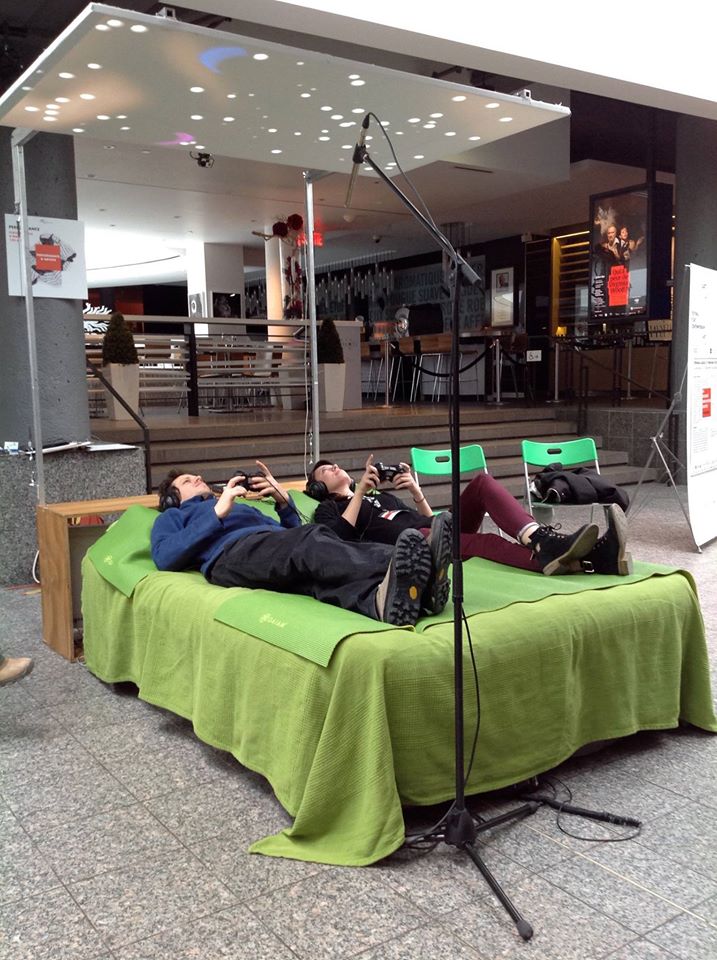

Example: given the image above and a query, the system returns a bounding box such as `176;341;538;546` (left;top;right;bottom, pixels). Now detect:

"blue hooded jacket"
151;494;301;575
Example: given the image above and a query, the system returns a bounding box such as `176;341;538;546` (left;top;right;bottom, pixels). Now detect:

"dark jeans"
208;525;394;619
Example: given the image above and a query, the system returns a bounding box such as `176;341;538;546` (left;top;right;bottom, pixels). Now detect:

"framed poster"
589;182;672;322
490;267;514;327
5;214;87;299
211;291;241;318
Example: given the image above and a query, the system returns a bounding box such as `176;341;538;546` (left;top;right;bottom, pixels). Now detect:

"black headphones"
158;486;181;512
305;477;355;502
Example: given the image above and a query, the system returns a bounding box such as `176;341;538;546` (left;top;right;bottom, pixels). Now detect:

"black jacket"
531;463;629;512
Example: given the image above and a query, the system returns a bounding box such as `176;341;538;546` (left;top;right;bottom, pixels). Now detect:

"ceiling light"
348;74;360;80
452;95;467;102
271;148;282;154
45;106;60;112
321;129;329;133
430;112;443;118
485;102;500;109
141;149;151;154
226;93;237;99
21;86;33;91
352;108;364;114
104;145;115;150
499;116;513;122
24;106;40;112
95;24;110;31
190;86;204;93
413;154;424;159
97;115;110;120
130;24;148;33
72;127;85;133
55;97;70;103
294;131;301;136
223;116;235;122
395;131;403;135
365;135;373;141
80;94;95;100
444;131;456;136
43;116;56;122
350;80;365;86
331;114;343;120
107;19;124;27
296;61;304;65
248;93;255;97
423;123;435;129
58;72;74;79
318;136;330;141
253;53;269;60
267;127;277;132
339;121;354;127
468;135;481;141
321;106;332;111
120;126;130;131
341;144;352;149
195;145;205;150
87;63;102;70
380;120;389;126
116;114;127;119
300;93;311;98
408;117;420;123
190;114;203;120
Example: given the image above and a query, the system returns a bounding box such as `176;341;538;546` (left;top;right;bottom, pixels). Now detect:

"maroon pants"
456;473;540;571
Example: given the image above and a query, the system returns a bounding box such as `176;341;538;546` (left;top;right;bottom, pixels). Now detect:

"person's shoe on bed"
576;504;633;575
423;510;452;615
375;529;434;626
527;522;599;576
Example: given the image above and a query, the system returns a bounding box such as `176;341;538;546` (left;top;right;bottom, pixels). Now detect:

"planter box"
318;363;346;412
103;363;139;420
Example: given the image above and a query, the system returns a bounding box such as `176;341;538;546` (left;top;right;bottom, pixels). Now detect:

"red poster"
702;387;711;418
34;243;62;272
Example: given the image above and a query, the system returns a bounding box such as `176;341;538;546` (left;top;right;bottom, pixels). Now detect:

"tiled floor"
1;486;715;959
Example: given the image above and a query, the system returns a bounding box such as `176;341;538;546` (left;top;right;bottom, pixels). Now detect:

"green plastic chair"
411;443;487;478
521;437;602;521
411;444;505;535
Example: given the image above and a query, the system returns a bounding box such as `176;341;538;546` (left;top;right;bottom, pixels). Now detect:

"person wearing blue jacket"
151;460;450;627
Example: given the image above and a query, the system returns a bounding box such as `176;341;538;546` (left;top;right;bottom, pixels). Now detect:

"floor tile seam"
346;917;464;960
559;844;717;919
33;874;115;960
232;900;306;959
601;932;681;960
550;769;700;822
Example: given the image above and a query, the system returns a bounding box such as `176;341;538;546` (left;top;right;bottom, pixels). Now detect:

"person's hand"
214;475;247;519
392;462;422;500
252;459;290;507
356;454;379;495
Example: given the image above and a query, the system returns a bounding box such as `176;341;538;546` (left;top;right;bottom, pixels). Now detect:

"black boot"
423;510;452;615
580;504;632;575
528;522;599;575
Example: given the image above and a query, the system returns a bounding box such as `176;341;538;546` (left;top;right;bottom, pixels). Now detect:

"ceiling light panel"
0;2;569;176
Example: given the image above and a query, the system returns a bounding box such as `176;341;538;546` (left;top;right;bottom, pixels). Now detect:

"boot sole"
425;512;452;615
382;529;432;626
543;523;599;576
608;504;633;575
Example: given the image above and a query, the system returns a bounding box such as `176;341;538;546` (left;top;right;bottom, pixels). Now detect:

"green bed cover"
81;503;717;866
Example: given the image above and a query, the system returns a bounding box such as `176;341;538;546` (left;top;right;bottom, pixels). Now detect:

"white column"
185;242;246;327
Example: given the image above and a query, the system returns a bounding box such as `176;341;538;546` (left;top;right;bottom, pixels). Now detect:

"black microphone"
344;113;370;209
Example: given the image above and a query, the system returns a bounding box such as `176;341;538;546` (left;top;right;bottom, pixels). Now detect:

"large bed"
81;500;717;866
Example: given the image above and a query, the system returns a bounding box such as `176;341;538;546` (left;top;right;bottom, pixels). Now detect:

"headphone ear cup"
305;480;329;501
349;479;356;493
159;487;181;512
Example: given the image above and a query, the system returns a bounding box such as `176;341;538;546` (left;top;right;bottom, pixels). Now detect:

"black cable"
521;776;642;843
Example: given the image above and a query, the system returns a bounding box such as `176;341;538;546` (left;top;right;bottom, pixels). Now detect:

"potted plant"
101;311;139;419
316;317;346;412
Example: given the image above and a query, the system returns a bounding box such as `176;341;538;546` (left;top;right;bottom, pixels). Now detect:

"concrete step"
148;418;583;465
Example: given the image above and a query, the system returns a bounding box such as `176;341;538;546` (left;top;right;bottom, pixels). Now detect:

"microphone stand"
355;144;536;941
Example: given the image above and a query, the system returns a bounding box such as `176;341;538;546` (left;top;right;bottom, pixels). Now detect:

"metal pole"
303;170;329;463
11;128;46;505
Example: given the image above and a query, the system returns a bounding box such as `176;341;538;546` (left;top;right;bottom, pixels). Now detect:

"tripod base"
416;801;538;941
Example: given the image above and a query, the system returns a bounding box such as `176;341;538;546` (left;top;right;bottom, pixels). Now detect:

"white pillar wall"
185;241;246;324
264;234;286;321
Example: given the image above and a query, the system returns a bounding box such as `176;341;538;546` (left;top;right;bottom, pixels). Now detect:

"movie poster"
589;187;648;320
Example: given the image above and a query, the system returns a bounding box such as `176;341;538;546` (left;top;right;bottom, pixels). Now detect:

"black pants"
208;525;394;619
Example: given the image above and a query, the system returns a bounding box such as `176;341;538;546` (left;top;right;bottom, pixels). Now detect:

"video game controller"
373;462;408;483
231;468;265;490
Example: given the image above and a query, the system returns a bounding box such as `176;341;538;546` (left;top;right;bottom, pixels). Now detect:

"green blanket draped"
82;555;717;867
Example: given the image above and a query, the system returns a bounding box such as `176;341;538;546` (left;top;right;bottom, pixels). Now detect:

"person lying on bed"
305;456;632;576
151;461;452;628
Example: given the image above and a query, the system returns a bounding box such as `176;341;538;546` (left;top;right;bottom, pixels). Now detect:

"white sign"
686;264;717;547
5;214;87;299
